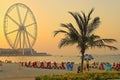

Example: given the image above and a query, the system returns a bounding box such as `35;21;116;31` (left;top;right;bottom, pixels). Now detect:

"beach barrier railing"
20;61;74;70
0;61;3;71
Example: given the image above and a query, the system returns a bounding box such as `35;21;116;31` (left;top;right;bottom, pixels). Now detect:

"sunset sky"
0;0;120;56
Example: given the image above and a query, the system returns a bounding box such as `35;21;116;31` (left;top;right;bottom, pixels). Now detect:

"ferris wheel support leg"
22;48;24;55
30;47;33;55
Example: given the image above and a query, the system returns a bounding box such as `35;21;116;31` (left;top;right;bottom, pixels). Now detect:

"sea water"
0;54;120;64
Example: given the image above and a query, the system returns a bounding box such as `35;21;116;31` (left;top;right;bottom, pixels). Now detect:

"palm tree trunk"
80;52;84;73
80;49;85;73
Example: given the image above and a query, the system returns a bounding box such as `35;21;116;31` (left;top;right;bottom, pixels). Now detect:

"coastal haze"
0;0;120;56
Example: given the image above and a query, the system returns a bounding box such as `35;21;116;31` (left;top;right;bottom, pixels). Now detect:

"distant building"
0;48;36;56
0;48;51;56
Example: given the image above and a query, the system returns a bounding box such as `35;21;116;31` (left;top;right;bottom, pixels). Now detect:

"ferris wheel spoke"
23;9;29;25
6;29;18;35
25;22;36;28
25;30;35;39
25;31;32;48
7;14;20;26
16;6;22;24
15;32;21;49
23;32;25;51
24;32;28;48
13;31;19;48
19;32;22;48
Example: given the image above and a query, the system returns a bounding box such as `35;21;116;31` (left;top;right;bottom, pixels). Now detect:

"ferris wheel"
4;3;37;55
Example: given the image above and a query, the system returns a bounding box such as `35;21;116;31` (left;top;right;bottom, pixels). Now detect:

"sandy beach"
0;63;78;80
0;61;119;80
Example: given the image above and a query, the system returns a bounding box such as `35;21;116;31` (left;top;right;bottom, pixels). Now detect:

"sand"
0;62;111;80
0;63;78;80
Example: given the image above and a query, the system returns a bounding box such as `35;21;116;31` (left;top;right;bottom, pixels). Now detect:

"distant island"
0;48;51;56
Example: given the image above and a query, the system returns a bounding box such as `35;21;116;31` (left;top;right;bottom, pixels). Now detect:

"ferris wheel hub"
19;25;25;31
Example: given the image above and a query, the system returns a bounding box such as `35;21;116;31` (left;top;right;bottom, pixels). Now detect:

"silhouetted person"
77;63;81;73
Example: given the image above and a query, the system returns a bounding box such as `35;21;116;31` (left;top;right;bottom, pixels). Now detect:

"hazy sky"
0;0;120;56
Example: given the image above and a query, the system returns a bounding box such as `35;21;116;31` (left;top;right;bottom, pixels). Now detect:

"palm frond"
60;23;77;32
88;39;103;48
94;40;104;46
95;44;118;50
87;34;101;46
90;34;100;39
59;37;69;48
81;8;94;35
88;39;117;50
103;45;118;50
68;11;83;35
88;8;94;20
77;13;84;25
60;23;80;39
59;37;76;48
68;23;80;36
60;23;71;29
102;39;117;43
87;17;100;34
54;30;69;37
81;11;88;36
81;11;87;24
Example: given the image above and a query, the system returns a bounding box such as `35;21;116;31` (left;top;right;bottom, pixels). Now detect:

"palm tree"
54;8;117;72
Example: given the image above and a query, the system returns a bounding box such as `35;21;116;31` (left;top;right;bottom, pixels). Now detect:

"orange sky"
0;0;120;56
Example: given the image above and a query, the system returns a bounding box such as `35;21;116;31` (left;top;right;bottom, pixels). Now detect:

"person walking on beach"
86;60;89;71
77;63;81;73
